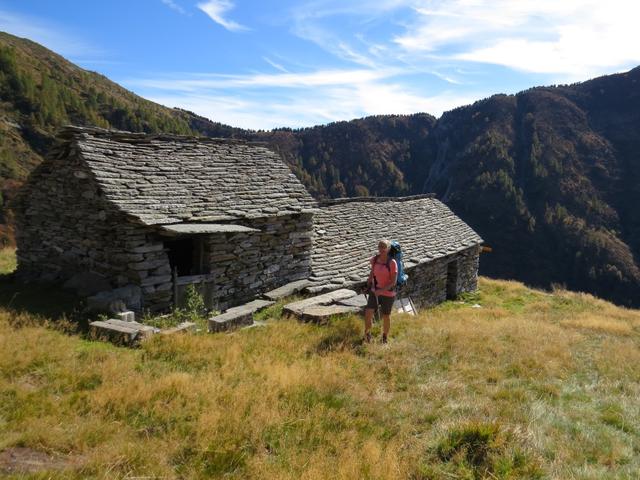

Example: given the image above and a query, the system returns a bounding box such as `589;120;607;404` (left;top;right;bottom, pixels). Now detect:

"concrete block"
116;310;135;322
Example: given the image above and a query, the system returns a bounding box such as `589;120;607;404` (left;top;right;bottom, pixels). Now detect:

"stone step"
337;294;368;309
283;289;357;317
299;304;361;323
303;284;335;295
104;319;156;335
208;299;275;333
262;279;311;301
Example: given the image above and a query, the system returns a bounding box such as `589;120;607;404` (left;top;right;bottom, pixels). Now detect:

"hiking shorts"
366;293;395;315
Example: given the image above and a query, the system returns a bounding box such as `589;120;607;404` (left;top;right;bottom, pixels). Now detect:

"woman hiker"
364;239;398;344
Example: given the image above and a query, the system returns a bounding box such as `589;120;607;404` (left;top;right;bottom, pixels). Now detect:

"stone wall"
400;245;480;308
172;213;313;311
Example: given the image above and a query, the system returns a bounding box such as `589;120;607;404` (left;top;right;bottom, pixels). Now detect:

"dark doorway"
446;260;458;300
164;237;206;276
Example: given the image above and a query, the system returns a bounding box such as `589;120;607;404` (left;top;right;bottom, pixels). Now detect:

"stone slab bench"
208;299;275;333
283;289;357;317
262;279;311;301
89;319;156;345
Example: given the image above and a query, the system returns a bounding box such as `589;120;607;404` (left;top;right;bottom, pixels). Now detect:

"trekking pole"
373;289;381;323
363;288;378;325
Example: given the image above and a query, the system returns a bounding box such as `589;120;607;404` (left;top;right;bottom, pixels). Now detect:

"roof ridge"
57;125;265;146
320;194;436;206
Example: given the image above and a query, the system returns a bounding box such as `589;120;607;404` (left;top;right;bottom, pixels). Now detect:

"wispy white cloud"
262;56;289;73
287;0;410;68
197;0;248;32
146;86;477;130
160;0;187;15
129;68;397;90
126;67;482;130
0;8;103;59
393;0;640;78
283;0;640;83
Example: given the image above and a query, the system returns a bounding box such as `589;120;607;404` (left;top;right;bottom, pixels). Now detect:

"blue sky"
2;0;640;130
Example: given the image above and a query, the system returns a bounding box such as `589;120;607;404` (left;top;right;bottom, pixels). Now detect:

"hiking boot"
382;334;388;344
364;332;372;343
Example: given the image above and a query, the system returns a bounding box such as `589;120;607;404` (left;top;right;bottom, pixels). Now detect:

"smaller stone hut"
14;126;317;312
310;195;483;308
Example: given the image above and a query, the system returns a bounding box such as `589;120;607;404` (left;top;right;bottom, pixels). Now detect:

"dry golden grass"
0;276;639;479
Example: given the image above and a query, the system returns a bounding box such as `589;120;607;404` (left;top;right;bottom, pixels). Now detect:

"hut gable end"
14;134;148;287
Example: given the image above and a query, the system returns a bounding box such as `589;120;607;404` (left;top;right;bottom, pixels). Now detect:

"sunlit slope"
0;277;638;479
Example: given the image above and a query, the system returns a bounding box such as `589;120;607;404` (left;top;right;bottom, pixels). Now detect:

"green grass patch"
599;403;635;434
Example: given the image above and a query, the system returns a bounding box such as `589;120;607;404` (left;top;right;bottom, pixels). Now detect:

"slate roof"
60;126;317;225
311;195;483;284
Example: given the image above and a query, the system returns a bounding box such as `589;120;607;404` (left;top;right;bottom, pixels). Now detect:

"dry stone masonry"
14;126;483;316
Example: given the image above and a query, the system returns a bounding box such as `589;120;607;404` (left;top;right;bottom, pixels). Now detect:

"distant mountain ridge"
2;31;640;306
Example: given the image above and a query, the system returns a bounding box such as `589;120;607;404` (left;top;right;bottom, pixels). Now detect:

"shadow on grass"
414;421;544;480
312;315;365;356
0;272;87;328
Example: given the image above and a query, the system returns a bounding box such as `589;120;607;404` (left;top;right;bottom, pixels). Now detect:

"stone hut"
14;126;317;312
15;127;483;314
310;195;483;308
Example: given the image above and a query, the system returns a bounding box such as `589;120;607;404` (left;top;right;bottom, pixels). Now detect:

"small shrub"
142;285;213;331
437;422;501;468
431;421;543;479
183;284;206;321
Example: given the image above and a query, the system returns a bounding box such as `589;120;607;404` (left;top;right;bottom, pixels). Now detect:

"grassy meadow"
0;248;639;479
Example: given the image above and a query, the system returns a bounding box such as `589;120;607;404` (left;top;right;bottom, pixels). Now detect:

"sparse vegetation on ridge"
0;254;638;479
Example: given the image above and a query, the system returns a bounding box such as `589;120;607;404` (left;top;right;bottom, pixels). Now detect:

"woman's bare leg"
364;308;374;335
382;314;390;337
